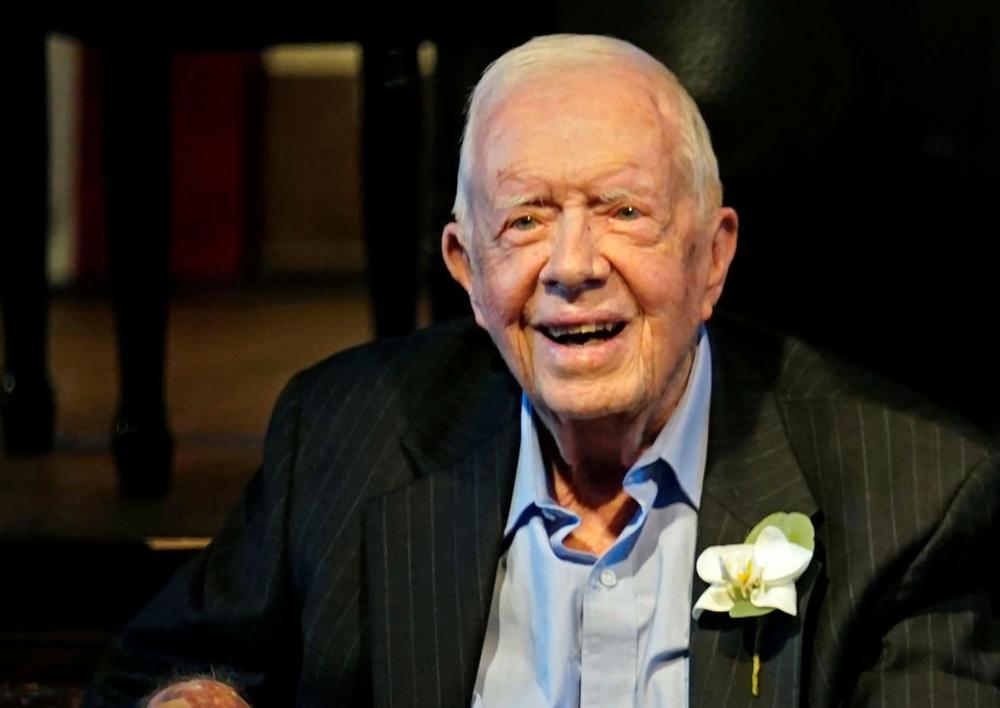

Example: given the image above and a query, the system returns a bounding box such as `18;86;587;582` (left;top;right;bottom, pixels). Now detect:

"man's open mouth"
539;321;627;346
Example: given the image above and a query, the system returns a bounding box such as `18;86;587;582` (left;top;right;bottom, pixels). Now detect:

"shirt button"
599;569;617;588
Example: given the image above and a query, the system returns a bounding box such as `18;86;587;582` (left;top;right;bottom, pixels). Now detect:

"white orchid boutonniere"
692;512;815;697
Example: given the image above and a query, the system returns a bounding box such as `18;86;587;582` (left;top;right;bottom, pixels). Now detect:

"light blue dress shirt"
474;329;711;708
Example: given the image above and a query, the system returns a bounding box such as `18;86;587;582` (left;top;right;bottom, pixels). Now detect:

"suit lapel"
690;325;822;708
363;349;520;708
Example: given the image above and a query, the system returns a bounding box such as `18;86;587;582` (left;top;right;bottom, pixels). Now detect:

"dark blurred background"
1;3;997;705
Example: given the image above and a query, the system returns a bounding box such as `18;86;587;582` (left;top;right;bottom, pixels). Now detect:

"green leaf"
729;599;773;618
745;511;815;551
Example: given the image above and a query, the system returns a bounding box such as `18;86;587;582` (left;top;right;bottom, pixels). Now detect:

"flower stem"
751;619;763;698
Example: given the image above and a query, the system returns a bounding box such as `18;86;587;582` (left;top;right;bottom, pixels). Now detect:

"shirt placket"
579;551;638;707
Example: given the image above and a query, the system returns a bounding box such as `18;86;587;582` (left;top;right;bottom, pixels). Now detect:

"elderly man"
88;35;998;707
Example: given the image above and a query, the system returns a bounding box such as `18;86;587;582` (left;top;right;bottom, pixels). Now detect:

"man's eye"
614;205;640;220
511;215;538;231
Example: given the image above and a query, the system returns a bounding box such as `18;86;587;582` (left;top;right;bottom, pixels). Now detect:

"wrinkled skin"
443;63;738;472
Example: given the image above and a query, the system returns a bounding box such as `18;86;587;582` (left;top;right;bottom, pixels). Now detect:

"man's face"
444;65;736;430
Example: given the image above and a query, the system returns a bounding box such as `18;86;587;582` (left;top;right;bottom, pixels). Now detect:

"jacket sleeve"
85;373;306;707
849;452;1000;706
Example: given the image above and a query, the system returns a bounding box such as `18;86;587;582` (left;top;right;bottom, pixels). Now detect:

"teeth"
546;322;617;337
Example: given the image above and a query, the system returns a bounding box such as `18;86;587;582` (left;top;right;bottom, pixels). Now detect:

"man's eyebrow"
494;193;551;210
596;187;644;204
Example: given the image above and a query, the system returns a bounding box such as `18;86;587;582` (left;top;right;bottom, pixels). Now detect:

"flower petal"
696;544;753;584
752;582;798;616
754;526;813;584
693;585;734;619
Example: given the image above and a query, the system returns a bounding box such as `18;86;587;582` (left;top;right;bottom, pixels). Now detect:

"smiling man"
442;38;735;560
438;39;737;705
443;43;734;464
89;35;999;708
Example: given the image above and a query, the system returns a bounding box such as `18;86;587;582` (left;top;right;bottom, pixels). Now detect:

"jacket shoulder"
286;317;501;419
710;313;994;453
268;316;517;499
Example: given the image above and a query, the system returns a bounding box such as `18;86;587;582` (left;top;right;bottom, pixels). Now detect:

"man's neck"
533;347;696;554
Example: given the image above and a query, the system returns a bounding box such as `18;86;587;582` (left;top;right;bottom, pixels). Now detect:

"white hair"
452;34;722;230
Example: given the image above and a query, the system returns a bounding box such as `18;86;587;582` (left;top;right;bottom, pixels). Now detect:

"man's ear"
441;221;485;327
700;206;739;321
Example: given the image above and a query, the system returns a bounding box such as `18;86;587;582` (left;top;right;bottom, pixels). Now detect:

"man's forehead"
484;69;666;131
482;70;671;144
479;116;672;203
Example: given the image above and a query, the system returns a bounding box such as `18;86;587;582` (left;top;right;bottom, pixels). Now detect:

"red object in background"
170;52;256;281
75;50;256;282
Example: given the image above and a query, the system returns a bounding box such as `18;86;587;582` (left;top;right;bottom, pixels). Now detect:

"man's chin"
529;387;641;424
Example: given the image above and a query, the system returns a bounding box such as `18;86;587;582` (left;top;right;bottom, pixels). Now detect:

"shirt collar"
505;327;712;537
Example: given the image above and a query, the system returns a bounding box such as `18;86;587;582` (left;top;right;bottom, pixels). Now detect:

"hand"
145;679;250;708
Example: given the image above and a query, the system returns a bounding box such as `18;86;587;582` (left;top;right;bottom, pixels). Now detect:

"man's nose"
539;213;610;299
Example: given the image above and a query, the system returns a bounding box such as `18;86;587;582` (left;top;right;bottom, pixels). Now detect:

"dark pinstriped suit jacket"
88;316;1000;707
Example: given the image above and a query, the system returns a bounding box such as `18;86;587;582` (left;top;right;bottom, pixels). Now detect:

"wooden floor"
0;287;376;541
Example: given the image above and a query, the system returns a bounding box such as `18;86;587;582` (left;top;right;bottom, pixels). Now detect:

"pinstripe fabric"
688;325;821;708
720;320;999;707
87;315;999;707
365;424;519;708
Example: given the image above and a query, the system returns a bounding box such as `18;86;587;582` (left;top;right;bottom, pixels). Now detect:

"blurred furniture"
1;24;430;497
